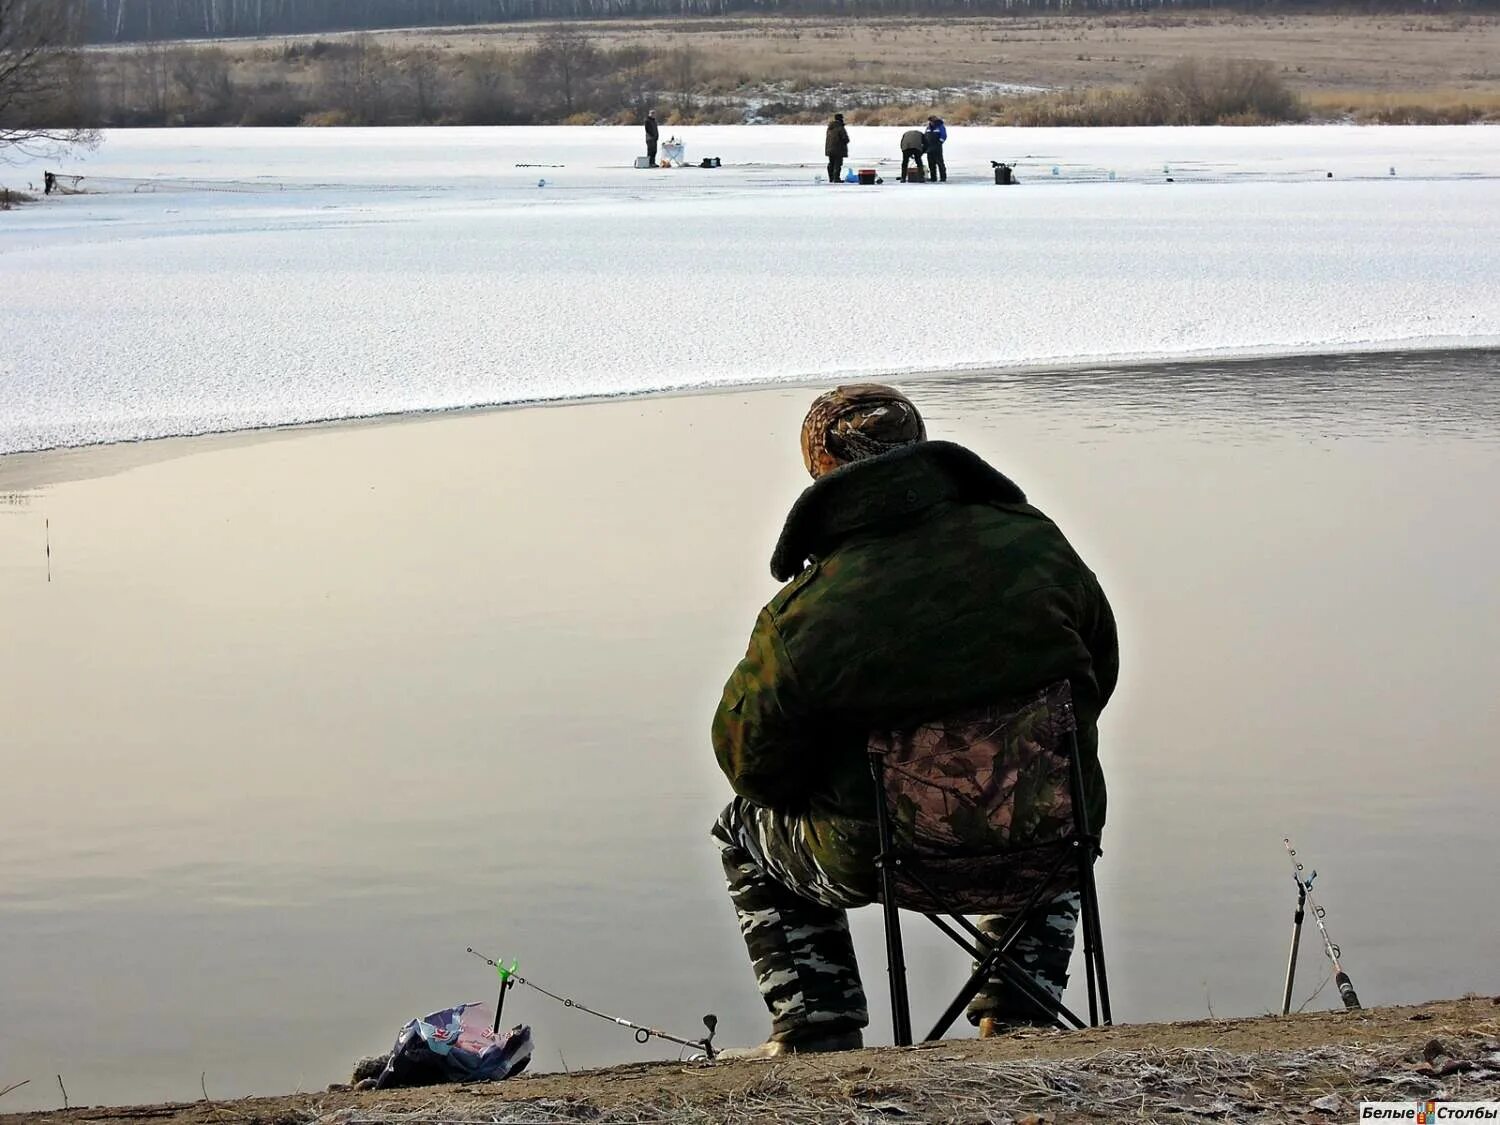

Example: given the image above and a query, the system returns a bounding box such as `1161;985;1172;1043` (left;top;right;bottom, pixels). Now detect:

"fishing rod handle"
1335;972;1361;1010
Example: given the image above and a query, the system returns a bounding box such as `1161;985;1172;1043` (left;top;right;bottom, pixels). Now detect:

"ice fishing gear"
1281;838;1361;1014
466;947;718;1059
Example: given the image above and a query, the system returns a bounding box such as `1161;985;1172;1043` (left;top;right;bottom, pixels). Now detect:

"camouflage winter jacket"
712;440;1118;891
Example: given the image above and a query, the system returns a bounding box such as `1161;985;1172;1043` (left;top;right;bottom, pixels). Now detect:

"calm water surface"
1;350;1497;1111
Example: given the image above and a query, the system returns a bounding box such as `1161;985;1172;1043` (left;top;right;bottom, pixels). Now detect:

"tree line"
76;0;1498;43
40;28;727;128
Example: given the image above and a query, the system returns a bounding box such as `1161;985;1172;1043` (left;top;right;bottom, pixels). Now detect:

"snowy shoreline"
3;341;1498;460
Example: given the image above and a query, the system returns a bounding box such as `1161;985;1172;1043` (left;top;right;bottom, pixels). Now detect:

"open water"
1;349;1497;1111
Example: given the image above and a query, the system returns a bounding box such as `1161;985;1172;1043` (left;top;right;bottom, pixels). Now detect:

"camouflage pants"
969;890;1081;1025
713;797;1080;1042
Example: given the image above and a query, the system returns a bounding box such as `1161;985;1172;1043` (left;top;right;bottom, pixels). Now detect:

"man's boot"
717;1029;863;1060
978;1015;1056;1038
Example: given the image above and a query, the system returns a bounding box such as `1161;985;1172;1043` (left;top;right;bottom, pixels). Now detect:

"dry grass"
0;188;39;209
1304;88;1500;124
72;11;1500;128
746;59;1306;126
196;1037;1500;1124
242;11;1500;95
14;998;1500;1125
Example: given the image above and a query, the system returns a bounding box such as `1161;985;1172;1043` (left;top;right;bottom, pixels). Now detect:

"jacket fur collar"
770;440;1027;580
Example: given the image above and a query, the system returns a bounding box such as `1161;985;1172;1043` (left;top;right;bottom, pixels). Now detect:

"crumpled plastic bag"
374;1002;533;1089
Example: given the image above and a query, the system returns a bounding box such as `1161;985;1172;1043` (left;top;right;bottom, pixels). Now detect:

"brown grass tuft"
1304;88;1500;124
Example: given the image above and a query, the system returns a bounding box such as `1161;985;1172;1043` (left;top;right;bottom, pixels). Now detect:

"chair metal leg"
1079;855;1112;1025
925;934;1087;1039
906;843;1085;1035
923;912;985;960
913;861;1086;1036
870;752;913;1047
1076;840;1100;1026
1066;728;1112;1027
902;856;1061;957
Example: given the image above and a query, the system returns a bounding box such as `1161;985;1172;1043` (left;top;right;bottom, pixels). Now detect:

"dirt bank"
5;996;1498;1124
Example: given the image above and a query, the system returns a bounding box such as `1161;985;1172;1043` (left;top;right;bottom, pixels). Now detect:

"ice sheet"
3;125;1498;453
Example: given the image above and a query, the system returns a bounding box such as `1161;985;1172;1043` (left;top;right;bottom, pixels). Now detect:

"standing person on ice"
900;128;927;181
924;115;948;182
644;110;659;167
710;384;1119;1058
825;113;850;184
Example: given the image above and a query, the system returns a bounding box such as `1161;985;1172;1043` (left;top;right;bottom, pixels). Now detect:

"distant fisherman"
644;111;659;168
924;115;948;182
900;128;926;181
825;113;850;184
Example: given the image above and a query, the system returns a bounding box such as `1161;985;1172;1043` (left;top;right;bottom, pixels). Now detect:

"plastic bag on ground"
374;1002;533;1088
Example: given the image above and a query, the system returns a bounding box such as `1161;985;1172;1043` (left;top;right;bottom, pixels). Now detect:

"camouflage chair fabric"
871;681;1081;916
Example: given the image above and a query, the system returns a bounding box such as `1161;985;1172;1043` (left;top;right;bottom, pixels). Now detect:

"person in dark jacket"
899;129;926;181
712;384;1119;1059
644;111;659;167
924;115;948;182
825;113;850;183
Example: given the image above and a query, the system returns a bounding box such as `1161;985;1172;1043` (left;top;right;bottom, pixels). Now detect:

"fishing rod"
466;946;719;1059
1281;838;1361;1014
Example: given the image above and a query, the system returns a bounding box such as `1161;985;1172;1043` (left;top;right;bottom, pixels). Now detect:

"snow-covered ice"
2;124;1498;454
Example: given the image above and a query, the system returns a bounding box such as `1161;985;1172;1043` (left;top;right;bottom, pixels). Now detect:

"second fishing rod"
1281;837;1361;1015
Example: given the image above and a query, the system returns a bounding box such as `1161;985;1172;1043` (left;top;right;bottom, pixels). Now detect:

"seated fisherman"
711;384;1119;1058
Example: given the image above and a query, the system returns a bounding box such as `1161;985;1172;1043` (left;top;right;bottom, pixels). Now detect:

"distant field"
64;11;1500;128
192;11;1499;95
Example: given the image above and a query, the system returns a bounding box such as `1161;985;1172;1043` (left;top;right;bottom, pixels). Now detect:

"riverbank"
4;997;1497;1123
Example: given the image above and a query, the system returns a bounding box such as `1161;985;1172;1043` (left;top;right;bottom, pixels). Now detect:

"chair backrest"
868;681;1081;915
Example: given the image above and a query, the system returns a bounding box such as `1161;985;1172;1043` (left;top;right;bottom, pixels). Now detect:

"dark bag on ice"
374;1003;533;1089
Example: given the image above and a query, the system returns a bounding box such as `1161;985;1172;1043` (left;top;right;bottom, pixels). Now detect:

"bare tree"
668;43;699;114
403;47;441;123
328;34;393;124
600;43;657;119
132;40;170;120
169;45;234;121
525;25;598;119
457;49;517;124
1;0;99;156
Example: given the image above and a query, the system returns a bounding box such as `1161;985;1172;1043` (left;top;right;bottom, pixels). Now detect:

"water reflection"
915;348;1500;442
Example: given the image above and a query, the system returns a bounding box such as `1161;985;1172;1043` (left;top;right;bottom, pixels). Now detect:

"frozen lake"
3;125;1499;453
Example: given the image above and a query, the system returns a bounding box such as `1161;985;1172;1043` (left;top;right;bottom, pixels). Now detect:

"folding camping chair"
867;681;1112;1046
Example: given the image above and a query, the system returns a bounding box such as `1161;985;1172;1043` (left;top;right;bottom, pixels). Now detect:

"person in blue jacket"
924;116;948;183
